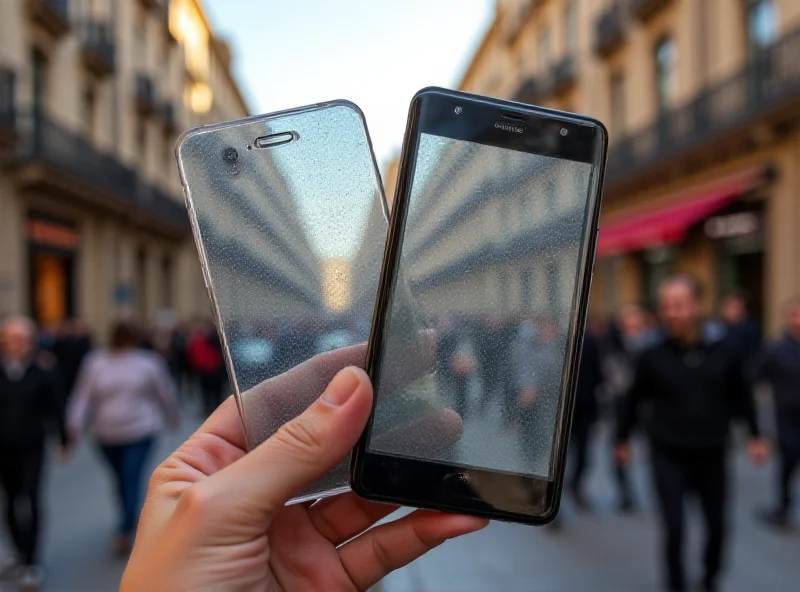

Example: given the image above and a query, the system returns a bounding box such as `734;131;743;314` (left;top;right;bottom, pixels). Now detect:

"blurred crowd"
1;279;799;591
427;279;799;592
0;315;229;590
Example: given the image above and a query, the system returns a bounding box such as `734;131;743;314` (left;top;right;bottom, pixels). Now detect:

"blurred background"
0;0;799;590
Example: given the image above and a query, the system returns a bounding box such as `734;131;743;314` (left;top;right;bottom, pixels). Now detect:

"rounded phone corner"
535;499;562;526
326;99;367;121
174;125;214;164
575;114;610;144
411;86;451;105
348;476;370;501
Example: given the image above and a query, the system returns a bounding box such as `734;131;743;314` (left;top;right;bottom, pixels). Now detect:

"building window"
163;133;172;182
521;268;532;306
546;178;557;212
32;50;47;118
137;119;147;166
610;70;625;137
136;247;147;320
521;192;533;226
82;87;95;140
538;24;551;72
747;0;778;57
565;0;578;55
161;255;173;309
546;260;560;311
654;35;677;113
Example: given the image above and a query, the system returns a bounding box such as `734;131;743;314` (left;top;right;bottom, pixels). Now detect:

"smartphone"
176;101;388;503
350;88;607;524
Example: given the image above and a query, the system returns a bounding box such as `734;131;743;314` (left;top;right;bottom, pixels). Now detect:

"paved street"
382;431;800;592
0;401;203;592
0;398;798;591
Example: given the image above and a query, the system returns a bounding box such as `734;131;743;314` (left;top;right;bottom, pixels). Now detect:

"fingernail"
321;367;362;407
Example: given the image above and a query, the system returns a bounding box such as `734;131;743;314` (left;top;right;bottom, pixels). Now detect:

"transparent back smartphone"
351;88;607;524
176;102;388;503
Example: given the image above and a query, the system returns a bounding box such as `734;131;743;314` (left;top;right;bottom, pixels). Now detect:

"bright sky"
204;1;495;170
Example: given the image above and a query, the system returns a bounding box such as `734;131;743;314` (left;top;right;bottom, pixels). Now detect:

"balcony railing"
8;112;188;232
79;21;115;76
136;75;157;115
137;183;189;231
594;3;627;58
631;0;673;22
0;69;18;149
26;0;70;37
606;25;800;187
551;56;577;95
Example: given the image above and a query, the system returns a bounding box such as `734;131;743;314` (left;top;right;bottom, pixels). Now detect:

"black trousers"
776;440;800;516
613;399;634;505
0;444;44;566
650;444;727;592
568;412;595;494
448;375;470;420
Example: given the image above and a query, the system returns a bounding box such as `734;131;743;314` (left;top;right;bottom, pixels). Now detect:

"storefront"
706;202;766;321
595;169;770;323
26;214;80;327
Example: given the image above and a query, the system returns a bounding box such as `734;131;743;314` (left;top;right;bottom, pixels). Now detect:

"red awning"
597;171;761;258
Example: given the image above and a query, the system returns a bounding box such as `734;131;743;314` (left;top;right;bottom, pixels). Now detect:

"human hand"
614;442;631;466
122;366;487;591
241;338;459;498
747;437;769;466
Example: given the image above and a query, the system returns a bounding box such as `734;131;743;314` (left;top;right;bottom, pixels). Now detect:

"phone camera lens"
454;106;463;115
560;127;569;137
222;147;239;163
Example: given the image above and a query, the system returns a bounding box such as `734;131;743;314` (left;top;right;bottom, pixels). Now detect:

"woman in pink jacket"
68;322;179;554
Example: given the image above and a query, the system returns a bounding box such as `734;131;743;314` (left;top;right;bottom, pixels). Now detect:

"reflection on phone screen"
369;133;595;479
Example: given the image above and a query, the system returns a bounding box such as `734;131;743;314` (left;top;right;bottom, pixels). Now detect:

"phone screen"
367;130;596;480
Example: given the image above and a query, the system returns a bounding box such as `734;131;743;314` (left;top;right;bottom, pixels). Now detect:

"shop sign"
26;217;79;250
704;212;760;239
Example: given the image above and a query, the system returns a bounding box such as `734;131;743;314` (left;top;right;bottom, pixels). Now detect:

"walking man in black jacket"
757;297;800;529
615;275;767;592
0;316;69;589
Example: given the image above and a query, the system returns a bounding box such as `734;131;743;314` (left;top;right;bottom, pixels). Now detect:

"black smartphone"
350;87;607;524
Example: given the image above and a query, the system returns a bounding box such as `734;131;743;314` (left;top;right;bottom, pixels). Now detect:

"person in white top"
68;321;179;554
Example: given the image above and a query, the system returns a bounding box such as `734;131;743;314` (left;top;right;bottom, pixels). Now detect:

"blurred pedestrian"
187;320;226;417
438;319;476;419
756;297;800;529
52;319;93;401
603;304;653;512
719;289;762;379
0;316;69;590
568;329;603;511
615;274;767;592
475;315;514;415
67;321;179;555
513;318;563;471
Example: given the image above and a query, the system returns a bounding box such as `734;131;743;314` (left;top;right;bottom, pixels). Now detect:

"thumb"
201;366;373;523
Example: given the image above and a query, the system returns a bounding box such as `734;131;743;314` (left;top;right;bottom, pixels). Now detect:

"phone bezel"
350;87;608;525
